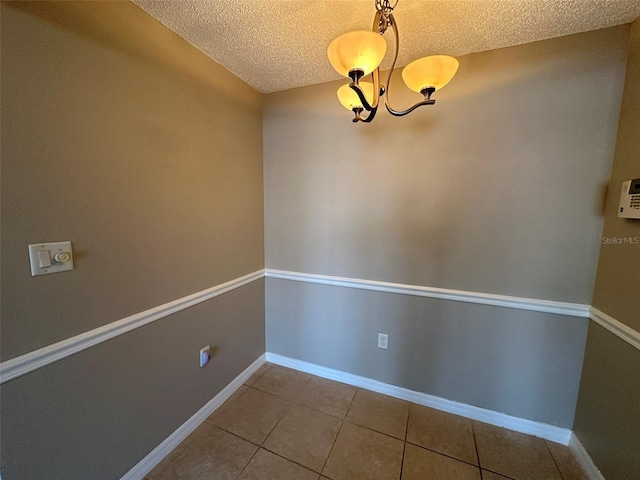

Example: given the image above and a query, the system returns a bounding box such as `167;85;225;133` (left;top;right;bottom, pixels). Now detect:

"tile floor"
145;363;588;480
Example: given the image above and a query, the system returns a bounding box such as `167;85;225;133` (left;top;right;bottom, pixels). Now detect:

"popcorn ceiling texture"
132;0;640;93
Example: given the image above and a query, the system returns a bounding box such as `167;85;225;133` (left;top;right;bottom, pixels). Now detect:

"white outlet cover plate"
199;345;211;367
378;333;388;349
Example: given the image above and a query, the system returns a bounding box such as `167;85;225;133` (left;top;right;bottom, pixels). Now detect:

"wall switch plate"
199;345;211;367
378;333;389;349
28;241;74;276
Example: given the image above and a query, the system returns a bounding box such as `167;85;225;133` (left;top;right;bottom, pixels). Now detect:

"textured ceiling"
131;0;640;93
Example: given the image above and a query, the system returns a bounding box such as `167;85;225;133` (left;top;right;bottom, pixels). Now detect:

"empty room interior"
1;1;640;479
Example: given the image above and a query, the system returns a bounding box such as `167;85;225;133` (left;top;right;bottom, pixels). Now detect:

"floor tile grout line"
471;420;482;470
208;423;263;449
206;424;322;476
342;417;409;444
232;443;261;480
481;467;517;479
259;444;325;475
404;438;483;470
257;383;343;474
207;383;292;434
345;388;411;441
318;385;358;477
259;395;293;448
318;418;346;478
252;367;316;451
544;439;568;480
244;361;272;387
249;365;312;404
293;374;355;421
399;403;412;479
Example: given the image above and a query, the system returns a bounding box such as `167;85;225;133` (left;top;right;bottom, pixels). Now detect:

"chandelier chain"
375;0;397;34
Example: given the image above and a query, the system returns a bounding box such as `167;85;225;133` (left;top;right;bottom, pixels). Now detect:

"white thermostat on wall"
618;178;640;219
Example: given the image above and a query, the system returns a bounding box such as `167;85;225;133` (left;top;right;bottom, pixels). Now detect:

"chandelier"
327;0;459;123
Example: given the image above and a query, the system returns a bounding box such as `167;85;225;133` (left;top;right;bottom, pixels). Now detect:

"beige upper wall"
592;18;640;332
0;2;264;360
264;26;629;304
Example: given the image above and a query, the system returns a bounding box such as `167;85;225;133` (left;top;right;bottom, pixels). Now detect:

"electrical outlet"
378;333;388;349
199;345;211;367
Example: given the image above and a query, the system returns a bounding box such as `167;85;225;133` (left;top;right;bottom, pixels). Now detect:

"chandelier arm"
362;10;383;110
348;66;382;112
386;99;435;116
349;82;373;111
362;102;380;122
383;13;436;116
353;103;379;123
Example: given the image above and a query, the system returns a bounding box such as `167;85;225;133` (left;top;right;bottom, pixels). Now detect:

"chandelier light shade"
337;81;374;110
327;0;459;123
402;55;460;94
327;31;388;77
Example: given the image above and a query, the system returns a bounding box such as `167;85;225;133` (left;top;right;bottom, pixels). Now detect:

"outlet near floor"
199;345;211;367
378;333;388;349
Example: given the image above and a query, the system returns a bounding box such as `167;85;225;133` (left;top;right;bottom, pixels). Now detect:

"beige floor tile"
546;441;589;480
264;404;342;472
402;443;482;480
252;365;312;401
474;421;562;480
147;434;196;478
345;389;409;439
322;422;404;480
154;424;257;480
204;385;250;429
407;404;478;465
238;448;319;480
150;371;578;480
481;471;514;479
207;387;290;444
244;363;272;386
223;385;248;407
297;376;357;418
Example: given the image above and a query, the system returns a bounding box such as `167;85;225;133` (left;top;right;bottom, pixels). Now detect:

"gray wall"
1;281;265;480
264;27;629;426
591;20;640;333
573;323;640;479
574;17;640;480
1;2;265;479
264;26;628;304
267;279;588;427
1;1;264;360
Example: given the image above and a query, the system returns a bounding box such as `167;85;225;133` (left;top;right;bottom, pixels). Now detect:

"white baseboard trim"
0;269;265;384
266;352;572;445
120;353;266;480
589;306;640;351
569;432;606;480
265;269;590;318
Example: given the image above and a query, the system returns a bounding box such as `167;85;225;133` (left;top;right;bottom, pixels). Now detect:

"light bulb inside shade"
337;82;374;111
402;55;459;94
328;31;387;77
